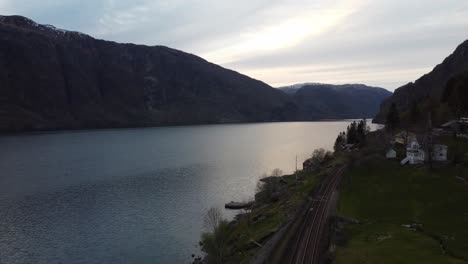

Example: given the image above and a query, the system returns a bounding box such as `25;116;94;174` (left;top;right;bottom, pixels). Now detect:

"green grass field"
336;142;468;263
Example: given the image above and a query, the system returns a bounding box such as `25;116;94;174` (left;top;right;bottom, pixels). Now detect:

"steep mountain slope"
280;84;392;119
374;39;468;123
441;70;468;117
0;15;297;132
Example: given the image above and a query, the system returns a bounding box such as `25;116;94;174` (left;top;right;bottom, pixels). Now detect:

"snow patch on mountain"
0;15;89;39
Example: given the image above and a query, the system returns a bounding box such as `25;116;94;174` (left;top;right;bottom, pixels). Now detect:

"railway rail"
279;166;345;264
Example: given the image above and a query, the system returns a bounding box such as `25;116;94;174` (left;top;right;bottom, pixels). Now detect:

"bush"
201;221;230;264
255;169;283;203
200;207;230;264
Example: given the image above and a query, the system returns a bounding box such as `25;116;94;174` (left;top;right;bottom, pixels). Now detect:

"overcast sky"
2;0;468;91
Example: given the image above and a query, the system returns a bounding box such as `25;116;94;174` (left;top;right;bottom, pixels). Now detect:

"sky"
1;0;468;91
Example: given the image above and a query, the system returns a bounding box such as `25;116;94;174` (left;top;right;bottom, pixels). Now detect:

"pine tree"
386;103;400;131
410;102;420;124
334;132;346;152
347;121;358;144
356;119;367;144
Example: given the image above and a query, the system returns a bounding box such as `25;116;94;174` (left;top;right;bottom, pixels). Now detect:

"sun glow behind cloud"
201;1;360;64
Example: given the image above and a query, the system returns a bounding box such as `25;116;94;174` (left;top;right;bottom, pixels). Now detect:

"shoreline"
0;119;372;137
198;149;349;263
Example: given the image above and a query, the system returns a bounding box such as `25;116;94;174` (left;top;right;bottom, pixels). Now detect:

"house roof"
408;140;421;149
433;144;448;149
394;131;417;144
441;120;458;127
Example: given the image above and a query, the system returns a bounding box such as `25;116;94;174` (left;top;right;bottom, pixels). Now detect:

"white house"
432;144;448;161
405;140;425;165
386;148;397;159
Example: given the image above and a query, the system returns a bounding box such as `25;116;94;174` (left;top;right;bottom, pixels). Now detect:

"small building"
441;120;458;129
405;140;425;165
386;148;397;159
441;120;461;135
303;158;314;171
441;118;468;134
432;144;448;161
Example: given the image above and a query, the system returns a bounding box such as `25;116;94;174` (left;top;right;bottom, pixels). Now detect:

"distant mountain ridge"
277;82;326;94
279;83;392;119
0;15;298;132
374;39;468;123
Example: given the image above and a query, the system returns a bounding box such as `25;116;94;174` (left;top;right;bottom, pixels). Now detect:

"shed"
303;158;314;171
441;120;458;128
441;118;467;134
386;148;397;159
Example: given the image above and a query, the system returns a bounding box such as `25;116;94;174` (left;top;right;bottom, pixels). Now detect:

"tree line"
334;119;370;152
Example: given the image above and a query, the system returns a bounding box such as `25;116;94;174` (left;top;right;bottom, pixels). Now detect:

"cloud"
200;0;362;64
2;0;468;90
219;0;468;89
0;0;12;12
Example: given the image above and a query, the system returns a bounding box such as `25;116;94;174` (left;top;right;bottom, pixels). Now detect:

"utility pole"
295;155;298;181
295;155;298;172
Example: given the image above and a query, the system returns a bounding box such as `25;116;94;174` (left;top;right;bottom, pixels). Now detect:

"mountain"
374;39;468;123
0;15;298;132
277;82;325;95
280;83;392;119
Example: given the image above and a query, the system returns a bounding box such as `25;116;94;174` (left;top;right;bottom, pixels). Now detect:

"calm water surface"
0;121;378;263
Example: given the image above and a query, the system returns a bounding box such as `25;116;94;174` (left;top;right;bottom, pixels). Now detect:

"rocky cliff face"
280;84;392;119
374;39;468;123
0;15;297;132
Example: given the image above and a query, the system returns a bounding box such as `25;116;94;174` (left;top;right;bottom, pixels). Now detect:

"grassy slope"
336;137;468;264
218;171;319;263
211;155;347;264
212;175;316;263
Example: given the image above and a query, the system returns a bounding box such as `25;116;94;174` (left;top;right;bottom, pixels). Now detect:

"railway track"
280;166;345;264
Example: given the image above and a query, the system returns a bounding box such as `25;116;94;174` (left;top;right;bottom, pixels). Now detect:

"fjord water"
0;121;378;263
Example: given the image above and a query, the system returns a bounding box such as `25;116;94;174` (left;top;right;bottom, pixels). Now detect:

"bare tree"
200;208;230;264
309;148;333;171
271;168;283;177
204;207;223;233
